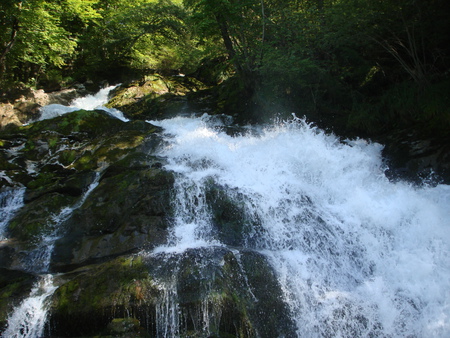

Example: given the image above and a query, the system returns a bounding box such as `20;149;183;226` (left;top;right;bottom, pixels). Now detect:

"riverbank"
1;76;449;185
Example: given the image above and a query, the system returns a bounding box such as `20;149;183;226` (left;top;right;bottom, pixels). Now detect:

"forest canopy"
1;0;449;135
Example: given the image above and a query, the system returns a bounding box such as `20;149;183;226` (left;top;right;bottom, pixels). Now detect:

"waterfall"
2;275;57;338
0;188;25;240
37;85;128;122
18;175;100;273
148;114;450;337
2;173;101;337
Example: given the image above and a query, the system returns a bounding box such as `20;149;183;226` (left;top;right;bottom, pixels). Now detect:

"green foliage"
1;0;449;137
1;0;78;85
73;0;196;80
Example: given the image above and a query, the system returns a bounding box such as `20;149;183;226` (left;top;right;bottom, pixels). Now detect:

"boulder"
50;165;174;270
106;74;209;120
0;110;170;272
49;248;296;337
0;87;83;130
382;129;450;184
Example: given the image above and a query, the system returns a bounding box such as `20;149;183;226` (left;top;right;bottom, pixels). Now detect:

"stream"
1;87;449;337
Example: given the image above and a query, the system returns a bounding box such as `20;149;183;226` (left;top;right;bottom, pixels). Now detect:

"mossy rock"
0;110;160;188
49;246;295;337
23;169;97;204
107;317;143;335
145;247;296;338
50;167;174;269
50;255;160;336
106;75;209;120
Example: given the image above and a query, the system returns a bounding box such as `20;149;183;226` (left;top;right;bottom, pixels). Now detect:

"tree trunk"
0;2;22;79
215;12;242;75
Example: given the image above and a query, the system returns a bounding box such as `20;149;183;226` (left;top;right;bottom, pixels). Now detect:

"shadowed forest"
1;0;450;136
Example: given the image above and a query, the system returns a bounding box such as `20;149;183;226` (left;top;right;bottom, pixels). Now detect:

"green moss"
48;136;59;149
58;149;78;166
53;255;160;318
0;269;36;326
24;139;36;151
26;172;56;189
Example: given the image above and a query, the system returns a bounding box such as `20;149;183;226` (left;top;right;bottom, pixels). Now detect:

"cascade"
0;188;25;240
37;85;128;122
148;114;450;337
3;175;100;337
3;85;449;336
2;275;57;338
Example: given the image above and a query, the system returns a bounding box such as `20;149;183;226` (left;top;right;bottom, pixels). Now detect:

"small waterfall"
155;276;180;337
19;174;100;273
3;175;101;337
37;85;128;122
0;188;25;240
149;114;450;337
2;275;57;338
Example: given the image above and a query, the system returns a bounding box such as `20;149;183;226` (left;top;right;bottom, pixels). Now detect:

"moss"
107;317;142;335
50;255;160;336
106;75;209;119
47;136;60;149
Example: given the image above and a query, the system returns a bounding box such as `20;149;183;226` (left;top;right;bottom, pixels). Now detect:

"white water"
3;85;117;337
2;275;57;338
149;114;450;337
0;188;25;240
37;85;129;122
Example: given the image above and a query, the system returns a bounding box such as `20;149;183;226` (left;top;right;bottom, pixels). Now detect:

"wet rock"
49;255;160;336
107;317;143;335
50;166;174;270
1;110;168;270
7;192;76;243
382;129;450;184
49;248;296;337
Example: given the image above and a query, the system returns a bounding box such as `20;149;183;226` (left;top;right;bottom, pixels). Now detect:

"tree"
0;0;80;85
73;0;192;79
183;0;266;82
0;1;23;78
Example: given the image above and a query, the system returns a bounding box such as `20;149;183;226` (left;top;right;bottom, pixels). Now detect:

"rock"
382;129;450;184
49;248;296;337
0;103;22;130
0;110;168;272
107;317;142;335
50;166;174;270
49;255;161;336
106;74;209;120
0;87;85;130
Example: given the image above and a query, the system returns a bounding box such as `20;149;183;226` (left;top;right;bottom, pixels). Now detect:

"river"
1;87;449;337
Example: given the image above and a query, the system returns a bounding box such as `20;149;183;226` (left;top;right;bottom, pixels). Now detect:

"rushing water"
149;114;450;337
0;188;25;240
2;275;57;338
3;175;100;337
37;85;128;122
